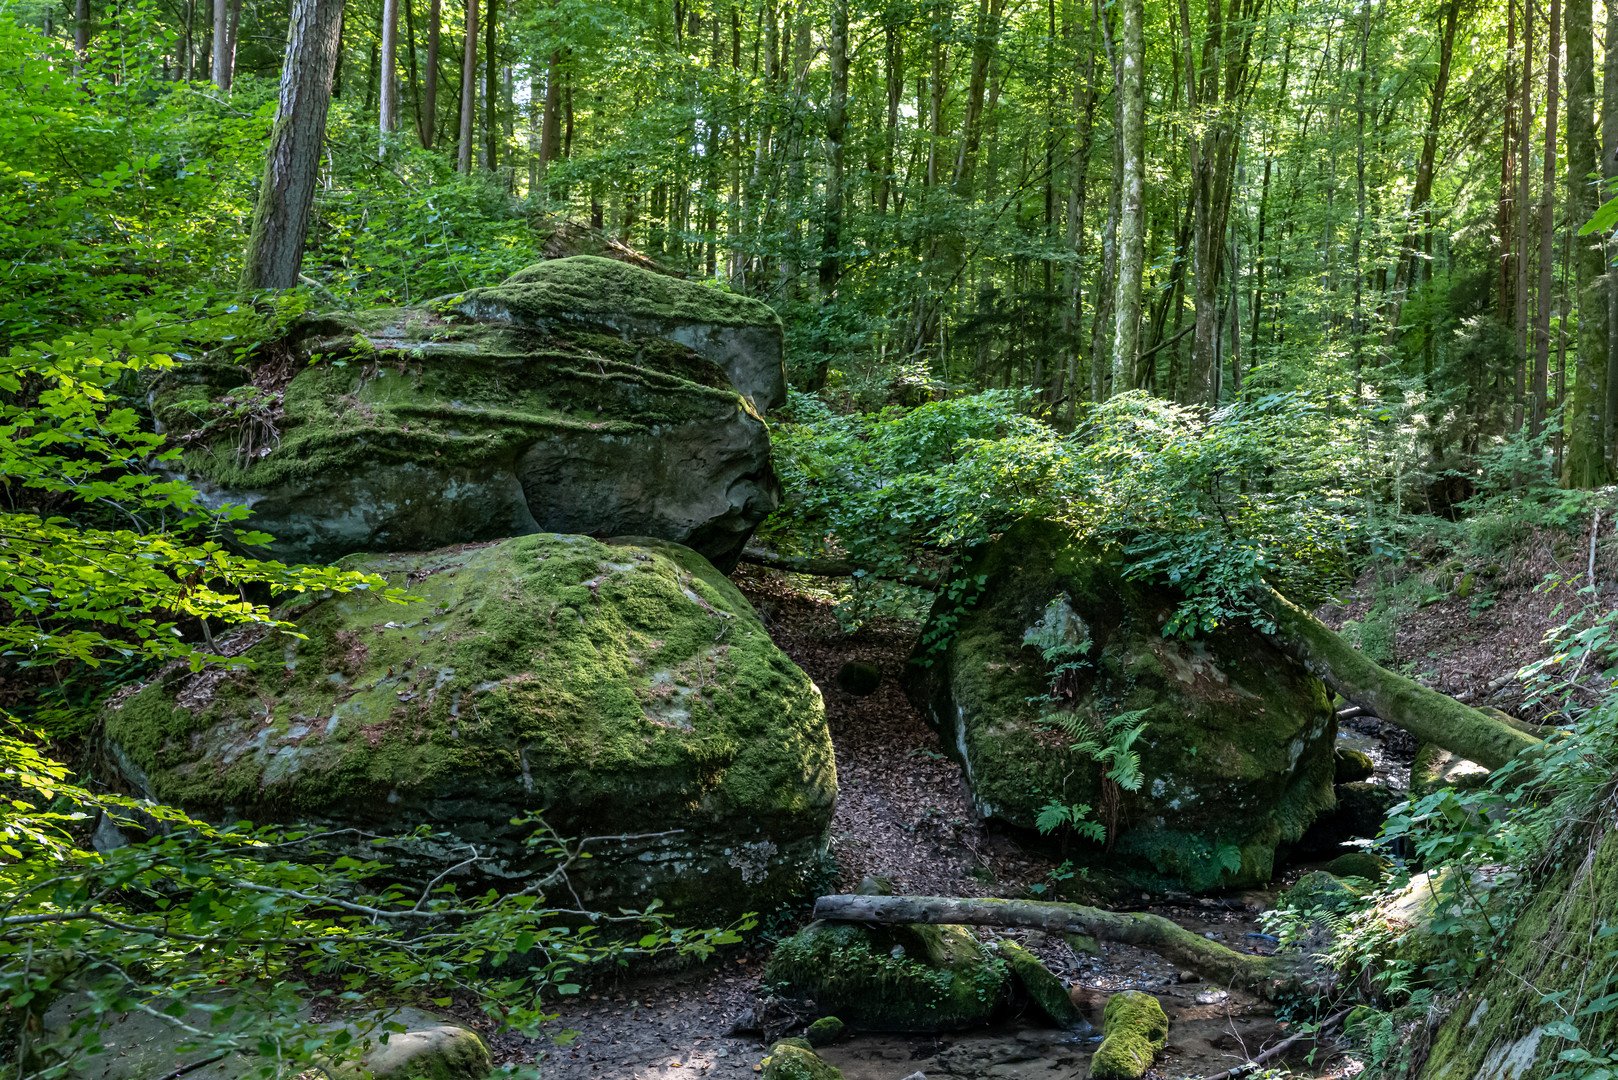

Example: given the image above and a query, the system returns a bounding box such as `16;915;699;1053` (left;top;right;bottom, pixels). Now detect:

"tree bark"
1516;0;1533;432
456;0;477;173
535;50;561;189
421;0;439;149
1063;4;1098;414
379;0;401;144
811;894;1298;1000
211;0;229;90
1565;0;1610;486
240;0;344;290
1258;590;1541;772
1110;0;1145;396
1532;0;1562;440
878;21;903;215
820;0;848;295
73;0;89;70
483;0;498;171
1606;0;1618;466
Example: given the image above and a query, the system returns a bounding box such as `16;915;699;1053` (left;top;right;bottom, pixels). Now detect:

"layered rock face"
905;519;1337;891
159;257;783;571
99;534;837;920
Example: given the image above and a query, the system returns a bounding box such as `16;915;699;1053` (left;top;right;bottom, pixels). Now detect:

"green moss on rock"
997;941;1089;1032
761;1042;843;1080
1280;871;1363;913
804;1017;845;1047
763;921;1010;1032
1334;747;1375;783
98;534;835;920
1090;991;1168;1080
904;519;1337;891
1323;852;1392;883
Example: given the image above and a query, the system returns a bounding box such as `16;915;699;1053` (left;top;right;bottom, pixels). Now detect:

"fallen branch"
1199;1007;1352;1080
737;548;941;590
810;894;1301;1000
1258;589;1540;771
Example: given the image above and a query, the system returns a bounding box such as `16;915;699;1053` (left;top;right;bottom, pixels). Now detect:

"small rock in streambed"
835;661;882;696
1194;989;1229;1006
1175;971;1200;984
805;1017;845;1047
1334;746;1375;783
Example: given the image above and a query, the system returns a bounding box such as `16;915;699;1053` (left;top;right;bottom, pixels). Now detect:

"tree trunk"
535;51;560;189
73;0;89;70
211;0;229;90
405;0;424;146
483;0;498;171
421;0;439;149
951;0;1004;198
1606;0;1618;466
1110;0;1145;396
1532;0;1561;440
1064;4;1098;413
1516;0;1533;433
225;0;243;89
811;894;1298;1000
1258;590;1541;772
240;0;344;290
456;0;477;173
820;0;847;295
1565;0;1609;485
379;0;401;144
878;22;902;214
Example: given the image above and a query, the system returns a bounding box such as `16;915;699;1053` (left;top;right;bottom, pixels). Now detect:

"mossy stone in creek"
1334;746;1375;783
761;1042;843;1080
804;1017;845;1047
1280;871;1363;913
159;260;782;571
97;534;835;921
997;940;1090;1033
763;921;1010;1032
1323;851;1392;883
1090;991;1168;1080
904;518;1336;891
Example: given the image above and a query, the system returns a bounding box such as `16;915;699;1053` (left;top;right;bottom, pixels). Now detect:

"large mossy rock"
764;921;1011;1032
904;519;1336;891
97;534;836;920
160;257;782;571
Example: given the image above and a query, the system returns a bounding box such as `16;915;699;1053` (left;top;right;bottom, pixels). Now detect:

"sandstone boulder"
159;257;782;570
98;534;836;920
905;519;1337;891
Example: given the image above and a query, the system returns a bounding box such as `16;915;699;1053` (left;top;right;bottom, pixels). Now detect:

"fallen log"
1258;589;1539;771
810;894;1302;1000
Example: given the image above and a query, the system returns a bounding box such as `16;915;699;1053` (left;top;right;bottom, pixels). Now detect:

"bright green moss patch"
997;940;1087;1031
763;921;1010;1032
905;518;1336;891
100;534;835;919
472;256;784;330
1090;991;1168;1080
760;1042;843;1080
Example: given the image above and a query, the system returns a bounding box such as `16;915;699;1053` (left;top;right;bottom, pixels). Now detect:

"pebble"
1175;970;1200;983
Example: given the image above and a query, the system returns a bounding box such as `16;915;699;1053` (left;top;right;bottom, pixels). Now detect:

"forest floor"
470;562;1503;1080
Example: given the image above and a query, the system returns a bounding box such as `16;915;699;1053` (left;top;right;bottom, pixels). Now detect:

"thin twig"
1199;1008;1353;1080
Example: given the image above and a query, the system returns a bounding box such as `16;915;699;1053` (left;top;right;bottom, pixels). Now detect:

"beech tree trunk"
1532;0;1561;440
211;0;229;90
421;0;439;149
456;0;477;173
483;0;497;171
1110;0;1145;396
379;0;401;144
73;0;89;69
1606;1;1618;464
1259;590;1541;771
811;894;1298;1000
240;0;344;290
1565;0;1610;486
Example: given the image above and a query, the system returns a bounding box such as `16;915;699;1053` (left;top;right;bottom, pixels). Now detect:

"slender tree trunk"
878;22;902;214
1516;0;1534;432
1110;0;1145;395
73;0;90;71
405;0;424;145
952;0;1004;198
240;0;344;290
211;0;229;90
1498;0;1517;323
421;0;439;149
1064;4;1099;412
484;0;498;171
1565;0;1609;485
1532;0;1561;440
820;0;847;297
1606;0;1618;465
225;0;242;88
1349;2;1370;389
379;0;401;145
457;0;477;173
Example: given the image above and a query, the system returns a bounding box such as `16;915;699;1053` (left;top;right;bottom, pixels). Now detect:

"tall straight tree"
457;0;477;173
211;0;229;90
483;0;498;171
1564;0;1609;485
240;0;345;289
1605;0;1618;464
1531;0;1561;439
421;0;439;148
1111;0;1145;395
379;0;401;146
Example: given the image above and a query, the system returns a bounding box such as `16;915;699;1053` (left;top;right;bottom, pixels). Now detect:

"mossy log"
810;894;1298;1000
1258;589;1539;771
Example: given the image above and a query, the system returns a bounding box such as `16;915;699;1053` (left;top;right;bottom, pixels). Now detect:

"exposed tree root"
1258;589;1540;771
811;894;1306;1000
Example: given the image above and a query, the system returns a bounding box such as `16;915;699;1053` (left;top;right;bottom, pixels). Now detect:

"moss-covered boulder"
97;534;835;920
764;921;1011;1032
461;256;787;411
905;519;1337;891
1280;870;1364;913
160;258;782;571
1090;991;1168;1080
